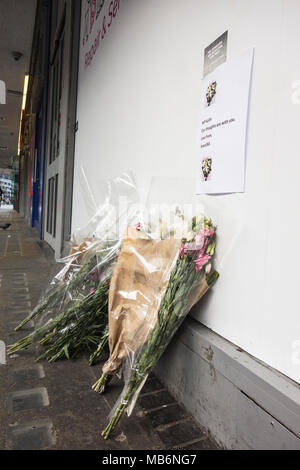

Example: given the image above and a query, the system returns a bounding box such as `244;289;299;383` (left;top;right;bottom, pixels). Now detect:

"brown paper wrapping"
102;227;181;375
54;238;96;284
69;238;93;259
187;275;210;313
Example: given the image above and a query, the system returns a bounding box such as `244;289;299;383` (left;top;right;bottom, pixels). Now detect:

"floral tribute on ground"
7;172;139;364
6;177;219;442
7;239;119;363
92;215;218;439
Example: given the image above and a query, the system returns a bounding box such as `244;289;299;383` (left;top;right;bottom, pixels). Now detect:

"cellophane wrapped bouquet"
93;213;219;439
8;173;139;364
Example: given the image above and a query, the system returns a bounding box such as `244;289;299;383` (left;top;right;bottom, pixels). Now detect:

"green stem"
102;268;219;438
93;372;113;393
14;253;99;331
89;331;109;366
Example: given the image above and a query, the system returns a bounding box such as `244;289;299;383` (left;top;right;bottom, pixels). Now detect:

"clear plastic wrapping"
8;172;140;361
32;238;117;362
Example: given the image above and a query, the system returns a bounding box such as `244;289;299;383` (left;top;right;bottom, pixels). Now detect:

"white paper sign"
197;48;254;194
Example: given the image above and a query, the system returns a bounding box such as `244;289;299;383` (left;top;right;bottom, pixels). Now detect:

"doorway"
44;1;79;257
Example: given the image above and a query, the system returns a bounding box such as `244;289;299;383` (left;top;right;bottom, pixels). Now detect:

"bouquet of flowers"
36;279;110;363
88;327;109;366
14;240;99;332
92;216;218;439
7;240;118;362
8;172;140;363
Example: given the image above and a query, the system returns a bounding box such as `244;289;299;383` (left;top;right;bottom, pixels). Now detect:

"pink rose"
194;253;211;272
179;243;188;258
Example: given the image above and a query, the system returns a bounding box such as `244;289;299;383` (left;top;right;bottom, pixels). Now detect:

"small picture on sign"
206;81;217;107
202;158;212;181
203;31;228;77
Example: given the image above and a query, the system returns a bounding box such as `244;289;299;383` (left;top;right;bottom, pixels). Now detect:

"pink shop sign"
83;0;122;68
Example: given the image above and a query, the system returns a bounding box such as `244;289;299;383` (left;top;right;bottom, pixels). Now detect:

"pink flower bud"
205;263;212;274
179;243;188;258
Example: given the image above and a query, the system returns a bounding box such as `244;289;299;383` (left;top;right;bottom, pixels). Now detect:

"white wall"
73;0;300;383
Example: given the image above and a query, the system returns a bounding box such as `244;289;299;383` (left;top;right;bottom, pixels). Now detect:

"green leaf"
63;344;70;359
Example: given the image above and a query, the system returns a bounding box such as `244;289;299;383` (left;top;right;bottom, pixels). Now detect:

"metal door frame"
43;1;73;257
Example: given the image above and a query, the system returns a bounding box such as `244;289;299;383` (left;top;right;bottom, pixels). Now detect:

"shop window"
46;173;58;236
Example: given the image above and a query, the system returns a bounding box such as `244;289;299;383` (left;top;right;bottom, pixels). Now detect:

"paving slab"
9;365;45;384
8;387;49;412
147;403;188;428
156;418;205;448
7;421;56;450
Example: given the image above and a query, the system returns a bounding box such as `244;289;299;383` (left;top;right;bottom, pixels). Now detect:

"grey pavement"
0;210;218;450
